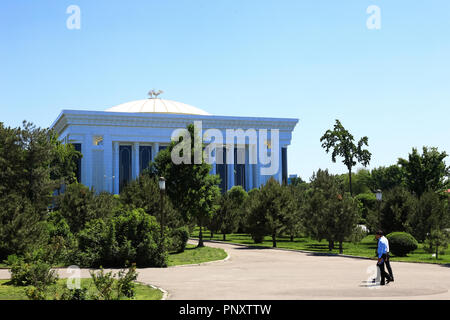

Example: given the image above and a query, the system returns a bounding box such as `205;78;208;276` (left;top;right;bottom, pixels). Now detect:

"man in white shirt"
379;232;394;282
375;230;394;285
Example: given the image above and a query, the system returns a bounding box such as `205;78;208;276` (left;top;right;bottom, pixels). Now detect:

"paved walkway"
1;240;449;299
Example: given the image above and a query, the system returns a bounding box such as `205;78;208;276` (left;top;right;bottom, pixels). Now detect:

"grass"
0;245;227;300
192;229;450;265
167;244;227;266
0;278;163;300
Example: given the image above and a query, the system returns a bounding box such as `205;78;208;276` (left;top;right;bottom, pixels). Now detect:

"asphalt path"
1;240;449;300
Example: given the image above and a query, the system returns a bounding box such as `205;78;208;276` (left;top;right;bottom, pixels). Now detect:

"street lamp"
159;177;166;241
375;189;382;202
375;189;382;231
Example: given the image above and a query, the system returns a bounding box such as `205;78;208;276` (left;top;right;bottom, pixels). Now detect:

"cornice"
51;110;299;136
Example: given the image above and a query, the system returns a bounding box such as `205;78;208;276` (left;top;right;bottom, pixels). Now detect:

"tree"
410;191;448;241
120;174;183;229
333;196;361;253
247;178;290;247
0;122;67;259
368;165;405;192
320;119;371;196
303;169;360;253
215;186;248;241
56;184;121;234
424;229;449;260
49;133;82;194
398;146;450;197
153;124;221;247
283;185;304;242
379;186;417;235
56;183;95;234
340;168;372;196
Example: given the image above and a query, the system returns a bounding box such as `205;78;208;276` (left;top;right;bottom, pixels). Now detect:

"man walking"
375;230;394;285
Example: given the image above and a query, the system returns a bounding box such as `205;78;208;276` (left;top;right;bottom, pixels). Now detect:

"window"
216;147;227;193
119;145;132;193
234;147;245;188
72;143;82;183
282;147;288;185
139;146;152;173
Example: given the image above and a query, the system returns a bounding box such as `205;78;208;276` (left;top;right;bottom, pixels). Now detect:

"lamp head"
159;177;166;191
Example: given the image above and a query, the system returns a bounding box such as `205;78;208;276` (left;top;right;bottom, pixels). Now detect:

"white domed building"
51;95;298;194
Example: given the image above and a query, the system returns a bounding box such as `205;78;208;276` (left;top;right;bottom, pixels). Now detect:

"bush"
386;232;418;256
46;211;77;264
169;227;189;253
59;288;89;300
74;209;168;268
90;265;138;300
7;252;58;287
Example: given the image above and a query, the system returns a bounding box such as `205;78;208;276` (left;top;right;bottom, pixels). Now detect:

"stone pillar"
276;145;283;184
210;148;217;175
152;142;159;161
113;142;120;194
247;144;253;191
227;146;234;190
103;135;113;193
82;134;92;189
133;142;140;180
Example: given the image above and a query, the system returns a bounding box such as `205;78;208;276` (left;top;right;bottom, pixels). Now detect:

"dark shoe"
386;278;390;284
380;282;385;286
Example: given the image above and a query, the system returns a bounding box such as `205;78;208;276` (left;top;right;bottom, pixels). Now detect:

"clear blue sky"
1;0;449;180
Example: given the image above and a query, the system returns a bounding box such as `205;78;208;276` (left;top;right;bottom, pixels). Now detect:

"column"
210;150;217;175
247;144;253;190
152;142;159;161
103;135;113;193
227;146;234;190
254;137;261;188
113;142;120;195
133;142;140;180
82;134;93;189
276;145;282;184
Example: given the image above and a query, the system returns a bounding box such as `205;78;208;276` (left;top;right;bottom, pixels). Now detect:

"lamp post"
158;177;166;241
375;189;382;229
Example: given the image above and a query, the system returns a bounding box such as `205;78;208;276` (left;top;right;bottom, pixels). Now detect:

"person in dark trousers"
375;230;394;285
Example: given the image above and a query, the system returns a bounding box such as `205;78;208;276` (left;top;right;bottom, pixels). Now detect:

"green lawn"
0;278;163;300
168;244;227;266
0;245;226;300
192;229;450;265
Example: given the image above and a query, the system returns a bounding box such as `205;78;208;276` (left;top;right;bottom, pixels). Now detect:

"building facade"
51;98;298;194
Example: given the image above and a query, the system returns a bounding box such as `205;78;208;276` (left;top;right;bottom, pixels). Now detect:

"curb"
194;238;450;267
193;238;376;262
169;241;231;268
137;281;169;300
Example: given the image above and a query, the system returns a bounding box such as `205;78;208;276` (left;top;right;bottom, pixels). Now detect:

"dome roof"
105;98;211;115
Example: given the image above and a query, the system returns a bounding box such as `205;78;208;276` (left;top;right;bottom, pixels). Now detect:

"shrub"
59;288;89;301
46;211;77;264
7;252;58;287
114;208;168;267
386;232;418;256
90;265;138;300
74;209;168;268
74;219;112;267
169;227;190;253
